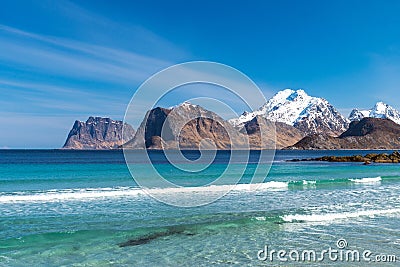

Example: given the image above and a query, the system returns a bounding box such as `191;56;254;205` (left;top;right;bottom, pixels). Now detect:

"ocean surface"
0;149;399;266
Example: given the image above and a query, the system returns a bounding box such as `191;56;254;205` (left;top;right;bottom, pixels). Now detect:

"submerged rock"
118;226;194;247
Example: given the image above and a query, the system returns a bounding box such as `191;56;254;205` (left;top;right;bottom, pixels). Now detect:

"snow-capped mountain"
349;102;400;125
229;89;349;136
168;101;198;110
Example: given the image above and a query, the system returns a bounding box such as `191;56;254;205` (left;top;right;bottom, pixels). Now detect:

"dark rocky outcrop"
63;117;135;149
288;118;400;150
288;151;400;164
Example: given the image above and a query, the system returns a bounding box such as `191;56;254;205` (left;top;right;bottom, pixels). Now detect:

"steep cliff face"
124;107;173;149
288;118;400;150
63;117;135;149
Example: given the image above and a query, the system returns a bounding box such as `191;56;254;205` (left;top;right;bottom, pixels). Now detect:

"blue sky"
1;0;400;148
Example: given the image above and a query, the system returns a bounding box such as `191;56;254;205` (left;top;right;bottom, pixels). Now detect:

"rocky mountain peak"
169;101;198;110
63;117;135;149
349;101;400;124
229;89;349;136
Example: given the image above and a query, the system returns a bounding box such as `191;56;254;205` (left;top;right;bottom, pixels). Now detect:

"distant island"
62;89;400;150
63;117;135;149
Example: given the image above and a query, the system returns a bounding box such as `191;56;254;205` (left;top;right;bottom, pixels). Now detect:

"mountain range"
62;89;400;150
123;103;248;150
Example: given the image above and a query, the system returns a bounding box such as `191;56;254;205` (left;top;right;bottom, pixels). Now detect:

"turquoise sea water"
0;150;399;266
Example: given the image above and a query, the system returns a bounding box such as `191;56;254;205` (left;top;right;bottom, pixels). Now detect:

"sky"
1;0;400;148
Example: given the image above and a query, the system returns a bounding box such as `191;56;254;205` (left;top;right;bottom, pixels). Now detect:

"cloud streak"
0;24;174;85
0;1;191;148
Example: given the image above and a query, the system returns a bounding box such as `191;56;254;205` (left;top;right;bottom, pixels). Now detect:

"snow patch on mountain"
349;102;400;124
168;101;198;110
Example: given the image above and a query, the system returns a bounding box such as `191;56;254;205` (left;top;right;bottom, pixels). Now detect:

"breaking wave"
0;176;396;203
281;208;400;223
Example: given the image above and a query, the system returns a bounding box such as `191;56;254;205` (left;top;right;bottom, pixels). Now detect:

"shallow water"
0;150;399;266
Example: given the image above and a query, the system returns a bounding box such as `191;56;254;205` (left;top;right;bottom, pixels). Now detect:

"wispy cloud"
0;24;174;85
0;78;129;117
48;0;187;60
0;1;192;148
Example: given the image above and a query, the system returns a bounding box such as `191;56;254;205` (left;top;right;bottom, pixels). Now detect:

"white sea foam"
349;176;382;184
302;180;317;185
140;182;288;195
0;176;386;203
0;187;144;202
253;181;289;190
0;182;289;203
282;208;400;223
